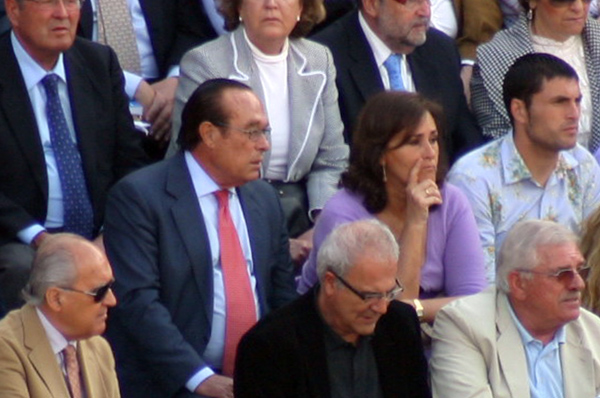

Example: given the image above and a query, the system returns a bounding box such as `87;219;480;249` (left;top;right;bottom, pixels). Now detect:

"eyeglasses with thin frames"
58;280;114;303
329;270;404;304
24;0;82;10
213;122;271;142
517;264;591;284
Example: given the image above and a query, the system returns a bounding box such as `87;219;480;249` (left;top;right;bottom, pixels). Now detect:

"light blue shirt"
183;152;259;391
508;303;566;398
448;133;600;283
11;32;76;244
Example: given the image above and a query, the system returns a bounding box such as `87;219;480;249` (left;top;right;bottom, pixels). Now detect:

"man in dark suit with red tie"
104;79;297;398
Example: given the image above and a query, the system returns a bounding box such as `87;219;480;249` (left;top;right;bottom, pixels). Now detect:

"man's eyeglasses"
214;123;271;142
330;270;404;304
517;264;591;284
24;0;82;10
59;280;114;303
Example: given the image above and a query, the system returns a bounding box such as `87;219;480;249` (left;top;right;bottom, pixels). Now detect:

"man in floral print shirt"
448;53;600;283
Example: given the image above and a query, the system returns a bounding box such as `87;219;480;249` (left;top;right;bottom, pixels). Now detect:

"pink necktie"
214;190;258;376
63;345;82;398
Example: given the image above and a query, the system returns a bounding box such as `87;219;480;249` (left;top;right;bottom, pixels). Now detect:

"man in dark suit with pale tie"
104;79;297;398
313;0;484;162
0;0;146;313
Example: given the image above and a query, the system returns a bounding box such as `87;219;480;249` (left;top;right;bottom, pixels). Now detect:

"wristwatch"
413;299;424;322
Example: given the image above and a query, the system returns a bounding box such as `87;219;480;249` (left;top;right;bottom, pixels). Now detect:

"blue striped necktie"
383;53;406;91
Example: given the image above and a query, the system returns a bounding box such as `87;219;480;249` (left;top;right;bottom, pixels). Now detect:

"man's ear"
510;98;529;126
507;270;528;301
5;0;21;28
362;0;379;19
199;122;219;149
45;287;63;312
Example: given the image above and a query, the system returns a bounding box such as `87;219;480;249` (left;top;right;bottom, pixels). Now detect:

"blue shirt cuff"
124;71;143;99
18;224;46;245
186;366;215;393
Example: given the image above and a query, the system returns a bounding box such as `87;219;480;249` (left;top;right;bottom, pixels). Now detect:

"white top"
532;33;592;149
245;30;291;180
358;11;416;92
183;152;259;391
430;0;457;38
11;32;73;244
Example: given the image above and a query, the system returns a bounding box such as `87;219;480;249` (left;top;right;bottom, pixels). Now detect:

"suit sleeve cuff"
186;366;215;393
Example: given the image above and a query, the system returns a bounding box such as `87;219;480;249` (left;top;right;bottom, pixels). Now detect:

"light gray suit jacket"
430;287;600;398
0;304;120;398
168;27;349;212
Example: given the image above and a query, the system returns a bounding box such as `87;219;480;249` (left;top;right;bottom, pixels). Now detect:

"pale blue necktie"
41;74;94;239
383;53;406;91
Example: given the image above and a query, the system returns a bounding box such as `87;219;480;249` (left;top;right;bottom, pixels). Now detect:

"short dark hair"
219;0;325;37
341;91;447;213
178;79;253;151
502;53;579;125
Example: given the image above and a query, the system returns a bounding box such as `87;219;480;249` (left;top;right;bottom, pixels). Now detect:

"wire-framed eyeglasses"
330;270;404;304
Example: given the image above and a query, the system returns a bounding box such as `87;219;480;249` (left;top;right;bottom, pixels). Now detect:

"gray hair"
496;219;578;293
21;234;82;305
316;219;399;281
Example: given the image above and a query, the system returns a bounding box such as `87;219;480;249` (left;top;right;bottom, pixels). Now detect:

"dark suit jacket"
313;11;484;162
79;0;217;78
0;34;147;244
0;3;8;37
235;287;431;398
104;153;298;398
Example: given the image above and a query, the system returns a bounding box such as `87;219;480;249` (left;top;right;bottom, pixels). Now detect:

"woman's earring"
296;15;300;22
382;164;387;183
527;8;533;21
239;16;243;23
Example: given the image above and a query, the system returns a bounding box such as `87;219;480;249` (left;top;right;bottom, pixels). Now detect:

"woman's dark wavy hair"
341;91;448;214
219;0;326;37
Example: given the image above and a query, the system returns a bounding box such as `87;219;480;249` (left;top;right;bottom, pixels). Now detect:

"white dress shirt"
183;151;260;391
12;32;76;244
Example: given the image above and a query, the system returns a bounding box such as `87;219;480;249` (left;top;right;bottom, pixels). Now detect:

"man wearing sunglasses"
235;220;430;398
431;219;600;398
0;233;119;397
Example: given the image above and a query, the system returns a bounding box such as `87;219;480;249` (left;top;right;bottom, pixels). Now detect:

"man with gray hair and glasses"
430;219;600;398
0;233;120;397
235;219;430;398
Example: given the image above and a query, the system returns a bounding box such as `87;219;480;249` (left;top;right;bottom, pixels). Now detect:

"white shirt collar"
35;307;76;355
184;151;235;198
358;11;396;69
11;31;67;91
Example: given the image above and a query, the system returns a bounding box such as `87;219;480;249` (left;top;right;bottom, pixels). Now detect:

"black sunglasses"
59;280;114;303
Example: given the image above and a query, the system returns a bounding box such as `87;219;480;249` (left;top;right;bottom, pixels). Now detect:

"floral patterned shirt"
448;134;600;283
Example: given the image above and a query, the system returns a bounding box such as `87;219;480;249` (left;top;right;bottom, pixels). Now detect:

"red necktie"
215;190;258;376
63;345;82;398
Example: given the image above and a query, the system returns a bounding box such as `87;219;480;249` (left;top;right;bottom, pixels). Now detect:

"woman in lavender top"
298;92;486;322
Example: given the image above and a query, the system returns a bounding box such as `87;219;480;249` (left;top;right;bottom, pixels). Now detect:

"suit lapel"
21;305;71;397
286;43;326;180
79;340;107;398
562;322;596;398
166;154;214;324
496;293;531;398
295;291;331;398
345;13;384;104
237;183;269;313
408;48;433;97
0;35;47;197
63;43;100;202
